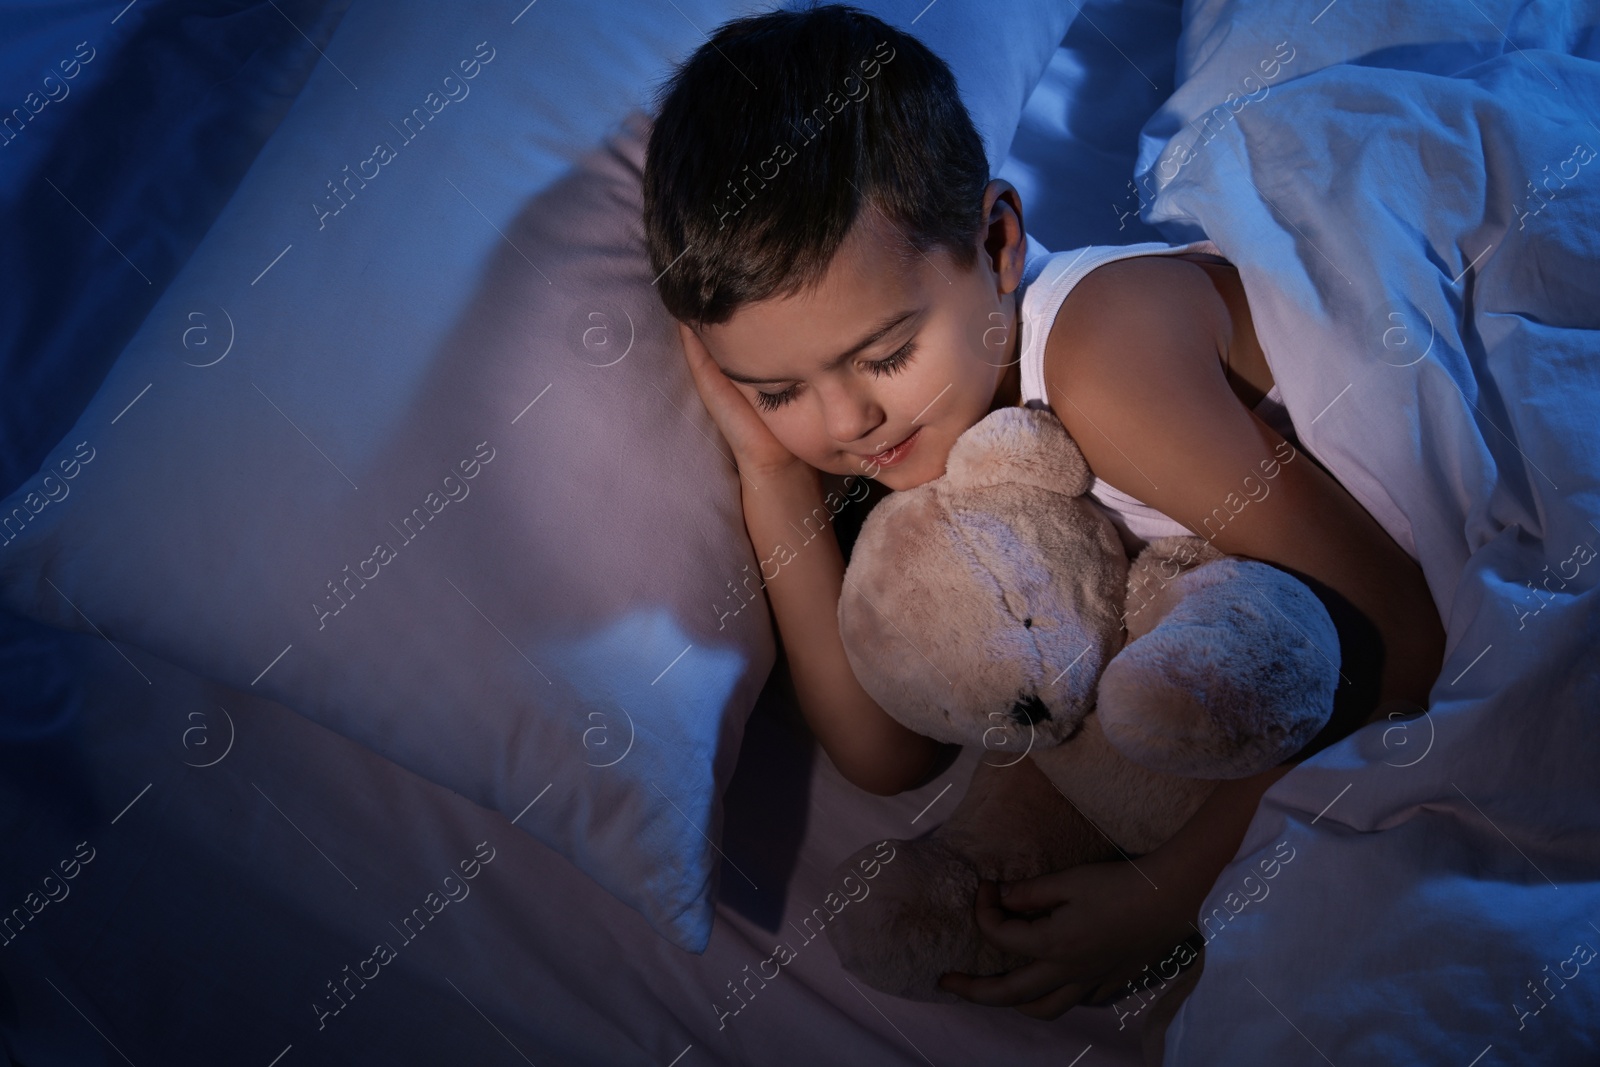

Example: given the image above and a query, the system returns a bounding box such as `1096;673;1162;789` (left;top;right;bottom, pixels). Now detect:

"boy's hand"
936;859;1200;1020
677;321;807;484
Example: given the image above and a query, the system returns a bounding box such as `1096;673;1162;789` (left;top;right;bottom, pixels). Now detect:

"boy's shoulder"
1036;251;1235;447
1042;252;1231;396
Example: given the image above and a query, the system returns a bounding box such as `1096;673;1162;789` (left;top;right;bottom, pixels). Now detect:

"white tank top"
1015;235;1300;554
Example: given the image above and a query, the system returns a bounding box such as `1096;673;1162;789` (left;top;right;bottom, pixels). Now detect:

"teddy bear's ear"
943;406;1091;497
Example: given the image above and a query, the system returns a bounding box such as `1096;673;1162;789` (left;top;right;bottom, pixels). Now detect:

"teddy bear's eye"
1009;693;1050;725
1023;617;1033;628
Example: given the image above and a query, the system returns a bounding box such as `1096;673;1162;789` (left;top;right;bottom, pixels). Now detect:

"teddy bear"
823;404;1340;1003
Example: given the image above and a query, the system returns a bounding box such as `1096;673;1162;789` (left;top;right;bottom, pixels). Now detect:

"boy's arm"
674;320;954;797
1054;256;1445;888
1056;255;1446;959
938;256;1445;1015
1047;255;1445;723
744;465;959;797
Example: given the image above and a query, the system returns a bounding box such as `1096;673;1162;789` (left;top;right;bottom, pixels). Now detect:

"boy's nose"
823;396;885;449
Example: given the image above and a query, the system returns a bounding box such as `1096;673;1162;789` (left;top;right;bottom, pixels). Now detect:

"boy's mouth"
862;426;921;468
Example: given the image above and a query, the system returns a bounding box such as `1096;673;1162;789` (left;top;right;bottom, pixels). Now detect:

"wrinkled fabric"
1131;2;1600;1061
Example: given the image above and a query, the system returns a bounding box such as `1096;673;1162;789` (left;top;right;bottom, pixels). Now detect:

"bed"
1;0;1597;1064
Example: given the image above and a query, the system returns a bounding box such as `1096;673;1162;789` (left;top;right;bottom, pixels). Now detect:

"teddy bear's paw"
822;838;1030;1003
1097;557;1339;779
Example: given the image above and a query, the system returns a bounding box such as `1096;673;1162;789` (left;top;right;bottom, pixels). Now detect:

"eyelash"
754;339;918;413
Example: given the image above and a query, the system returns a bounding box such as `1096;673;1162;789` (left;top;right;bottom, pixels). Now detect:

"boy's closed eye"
750;337;920;412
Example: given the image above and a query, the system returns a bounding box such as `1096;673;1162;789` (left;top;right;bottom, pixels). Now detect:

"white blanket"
1132;1;1600;1061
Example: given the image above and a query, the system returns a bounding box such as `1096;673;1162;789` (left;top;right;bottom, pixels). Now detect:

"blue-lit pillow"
0;0;1073;951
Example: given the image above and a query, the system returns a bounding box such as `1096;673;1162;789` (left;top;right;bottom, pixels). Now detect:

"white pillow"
0;0;1073;951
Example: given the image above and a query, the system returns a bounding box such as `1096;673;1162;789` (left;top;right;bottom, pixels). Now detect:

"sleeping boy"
643;2;1444;1016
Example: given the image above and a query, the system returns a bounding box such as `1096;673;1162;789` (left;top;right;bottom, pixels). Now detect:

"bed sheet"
998;0;1183;251
0;602;1146;1066
1124;1;1600;1062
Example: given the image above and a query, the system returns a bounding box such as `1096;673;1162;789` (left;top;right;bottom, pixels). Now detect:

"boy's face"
692;180;1027;491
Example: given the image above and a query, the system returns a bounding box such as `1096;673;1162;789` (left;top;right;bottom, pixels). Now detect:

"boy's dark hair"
643;3;990;327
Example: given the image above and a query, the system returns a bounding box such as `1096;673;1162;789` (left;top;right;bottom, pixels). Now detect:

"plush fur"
827;405;1339;1003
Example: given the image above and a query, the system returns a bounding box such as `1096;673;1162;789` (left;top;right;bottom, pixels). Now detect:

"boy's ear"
979;178;1027;296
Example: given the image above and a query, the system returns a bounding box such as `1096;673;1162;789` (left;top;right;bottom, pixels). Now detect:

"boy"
644;3;1443;1016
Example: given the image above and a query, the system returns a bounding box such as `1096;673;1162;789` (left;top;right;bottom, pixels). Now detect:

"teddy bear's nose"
1009;693;1051;726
